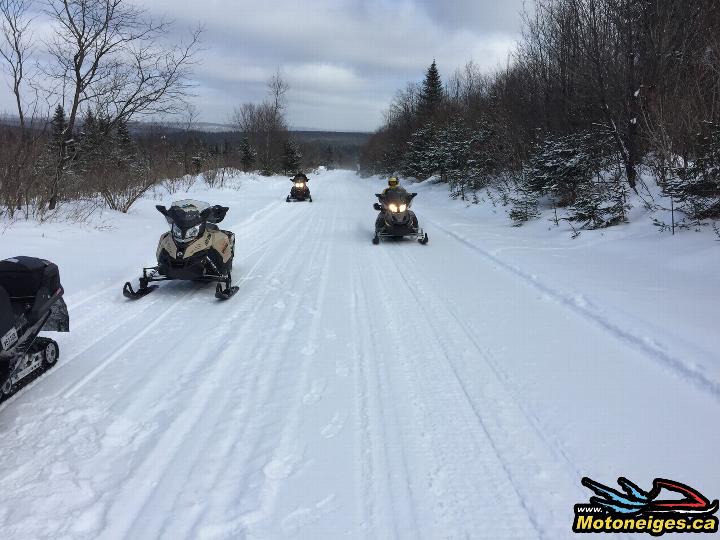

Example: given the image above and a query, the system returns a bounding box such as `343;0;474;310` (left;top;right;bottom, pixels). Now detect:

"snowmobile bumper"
375;224;429;244
287;189;312;202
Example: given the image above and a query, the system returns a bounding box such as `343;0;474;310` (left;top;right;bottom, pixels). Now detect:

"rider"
376;176;408;222
382;176;407;197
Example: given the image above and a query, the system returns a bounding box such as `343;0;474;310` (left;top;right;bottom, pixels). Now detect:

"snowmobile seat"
0;257;62;325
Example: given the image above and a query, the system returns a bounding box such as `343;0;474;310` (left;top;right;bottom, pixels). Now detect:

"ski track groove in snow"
0;205;288;411
400;246;585;480
159;201;334;539
426;218;720;403
1;172;716;540
386;247;579;538
353;260;415;539
98;202;323;540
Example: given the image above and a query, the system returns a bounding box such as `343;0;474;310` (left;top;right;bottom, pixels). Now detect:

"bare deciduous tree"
43;0;201;208
232;69;290;173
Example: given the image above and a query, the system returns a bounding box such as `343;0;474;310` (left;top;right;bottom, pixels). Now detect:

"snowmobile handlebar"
375;192;418;201
155;204;229;225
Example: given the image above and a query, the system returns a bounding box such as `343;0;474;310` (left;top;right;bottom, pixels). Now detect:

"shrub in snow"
508;168;541;225
239;137;257;172
510;129;628;229
401;123;437;180
282;139;303;174
665;122;720;222
566;167;630;230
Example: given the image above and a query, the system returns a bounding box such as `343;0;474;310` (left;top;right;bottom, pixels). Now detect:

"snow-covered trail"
0;170;718;539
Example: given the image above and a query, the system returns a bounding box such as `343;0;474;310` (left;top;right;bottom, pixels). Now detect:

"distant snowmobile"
0;256;69;401
373;191;429;245
286;173;312;202
123;200;239;300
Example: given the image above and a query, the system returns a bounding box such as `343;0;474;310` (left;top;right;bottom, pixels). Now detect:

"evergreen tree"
325;146;335;170
239;137;257;172
665;122;720;222
509;168;542;225
51;105;67;149
401;123;437;179
418;60;444;119
435;119;473;197
566;170;630;230
282;139;302;173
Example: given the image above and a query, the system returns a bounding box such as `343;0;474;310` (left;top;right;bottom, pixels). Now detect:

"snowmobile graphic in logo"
0;256;69;401
582;476;719;516
286;173;312;202
123;200;239;300
373;191;429;245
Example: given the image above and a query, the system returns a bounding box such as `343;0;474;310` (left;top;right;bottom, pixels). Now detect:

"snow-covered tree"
665;122;720;222
282;139;302;173
508;168;541;225
401;123;437;179
418;60;443;119
239;137;257;172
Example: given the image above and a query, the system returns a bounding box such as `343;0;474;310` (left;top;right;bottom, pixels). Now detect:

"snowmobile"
123;200;239;300
286;173;312;202
0;256;69;401
372;191;429;245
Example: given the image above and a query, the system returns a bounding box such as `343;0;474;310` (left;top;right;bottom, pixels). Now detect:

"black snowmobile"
373;191;429;245
0;256;69;401
286;173;312;202
123;200;239;300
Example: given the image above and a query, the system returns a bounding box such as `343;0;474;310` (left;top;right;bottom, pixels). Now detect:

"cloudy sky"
2;0;527;132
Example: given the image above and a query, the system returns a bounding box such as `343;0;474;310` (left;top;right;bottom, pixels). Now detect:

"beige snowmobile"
123;200;238;300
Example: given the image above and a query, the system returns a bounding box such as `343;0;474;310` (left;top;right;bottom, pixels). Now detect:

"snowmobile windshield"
380;191;414;205
169;200;210;224
157;200;209;229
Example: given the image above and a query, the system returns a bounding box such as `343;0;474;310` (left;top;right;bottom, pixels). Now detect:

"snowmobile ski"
123;281;157;300
215;283;239;300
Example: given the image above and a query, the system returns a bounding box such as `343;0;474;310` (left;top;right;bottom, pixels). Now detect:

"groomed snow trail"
0;170;718;539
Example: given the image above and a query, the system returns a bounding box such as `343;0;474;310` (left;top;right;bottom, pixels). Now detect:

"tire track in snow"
401;246;585;479
96;203;322;540
189;206;335;539
386;247;581;538
353;256;424;540
55;200;294;399
1;203;291;409
426;218;720;402
162;210;327;540
371;245;544;538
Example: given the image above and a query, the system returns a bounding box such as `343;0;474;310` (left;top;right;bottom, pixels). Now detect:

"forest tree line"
0;0;359;221
359;0;720;232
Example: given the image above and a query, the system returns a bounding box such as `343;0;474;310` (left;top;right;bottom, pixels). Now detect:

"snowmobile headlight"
398;204;407;212
185;224;201;240
295;182;304;188
388;203;399;213
172;223;200;243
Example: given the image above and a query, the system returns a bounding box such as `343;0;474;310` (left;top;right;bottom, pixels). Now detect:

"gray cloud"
0;0;525;131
